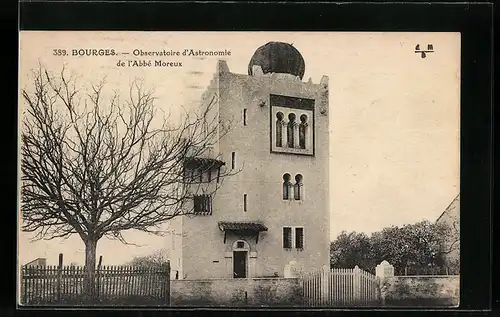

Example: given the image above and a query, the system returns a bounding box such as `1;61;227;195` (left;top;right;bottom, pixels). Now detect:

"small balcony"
184;145;225;170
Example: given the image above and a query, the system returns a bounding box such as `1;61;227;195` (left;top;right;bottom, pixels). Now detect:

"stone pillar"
281;120;287;148
284;261;298;278
293;122;299;148
283;120;289;148
320;265;330;305
375;260;394;305
375;260;394;279
353;265;361;301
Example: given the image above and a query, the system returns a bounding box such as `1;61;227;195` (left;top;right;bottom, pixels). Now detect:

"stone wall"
170;278;303;307
380;276;459;307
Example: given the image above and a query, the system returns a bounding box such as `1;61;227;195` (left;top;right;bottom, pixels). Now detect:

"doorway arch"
232;240;249;278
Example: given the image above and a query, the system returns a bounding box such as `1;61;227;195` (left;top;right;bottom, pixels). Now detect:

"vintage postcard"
18;31;460;308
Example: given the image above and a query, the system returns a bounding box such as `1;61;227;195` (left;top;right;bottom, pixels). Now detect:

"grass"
21;295;169;307
383;298;459;307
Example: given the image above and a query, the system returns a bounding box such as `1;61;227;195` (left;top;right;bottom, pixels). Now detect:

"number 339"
53;49;67;56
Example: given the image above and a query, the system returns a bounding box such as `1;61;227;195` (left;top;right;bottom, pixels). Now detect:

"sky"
18;32;460;266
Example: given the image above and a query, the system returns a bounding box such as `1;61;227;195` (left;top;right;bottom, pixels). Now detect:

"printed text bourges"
53;48;232;57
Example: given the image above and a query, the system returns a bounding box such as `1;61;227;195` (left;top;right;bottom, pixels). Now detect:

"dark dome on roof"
248;42;305;79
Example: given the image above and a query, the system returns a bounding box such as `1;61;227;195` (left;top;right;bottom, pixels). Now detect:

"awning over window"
218;221;268;232
218;221;268;244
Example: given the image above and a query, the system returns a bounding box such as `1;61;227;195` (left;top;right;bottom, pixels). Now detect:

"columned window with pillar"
270;94;315;156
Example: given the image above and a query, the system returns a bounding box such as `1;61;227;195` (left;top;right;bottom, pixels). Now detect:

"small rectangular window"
295;227;304;249
194;195;212;215
283;227;292;249
243;194;247;212
243;109;247;126
231;152;236;169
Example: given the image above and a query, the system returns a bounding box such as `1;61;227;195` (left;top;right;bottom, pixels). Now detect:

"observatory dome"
248;42;306;80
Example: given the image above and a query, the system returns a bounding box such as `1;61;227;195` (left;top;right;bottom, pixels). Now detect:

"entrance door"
233;251;247;278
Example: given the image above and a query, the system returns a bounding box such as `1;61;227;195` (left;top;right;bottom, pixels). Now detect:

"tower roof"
248;42;306;79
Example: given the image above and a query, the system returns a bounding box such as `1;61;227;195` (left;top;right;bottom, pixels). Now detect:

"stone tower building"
167;42;330;279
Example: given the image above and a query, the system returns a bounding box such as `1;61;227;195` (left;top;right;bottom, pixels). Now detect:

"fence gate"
302;266;380;307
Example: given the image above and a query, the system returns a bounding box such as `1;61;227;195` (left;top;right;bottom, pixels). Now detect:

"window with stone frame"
295;227;304;249
283;173;292;200
283;227;292;249
294;174;303;200
276;112;284;147
299;114;308;149
286;113;296;148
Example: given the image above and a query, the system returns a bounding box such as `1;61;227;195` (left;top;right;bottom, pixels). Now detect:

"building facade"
24;258;47;268
167;42;330;279
436;194;460;273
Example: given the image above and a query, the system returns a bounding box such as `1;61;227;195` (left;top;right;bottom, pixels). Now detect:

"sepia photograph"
18;31;460;308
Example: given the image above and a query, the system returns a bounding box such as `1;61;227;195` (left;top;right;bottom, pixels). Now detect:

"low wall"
380;275;459;307
170;278;302;307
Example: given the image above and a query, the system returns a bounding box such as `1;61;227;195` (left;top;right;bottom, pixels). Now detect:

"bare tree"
20;65;236;298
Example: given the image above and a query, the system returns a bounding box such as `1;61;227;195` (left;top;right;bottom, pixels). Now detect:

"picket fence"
20;264;170;306
302;266;381;307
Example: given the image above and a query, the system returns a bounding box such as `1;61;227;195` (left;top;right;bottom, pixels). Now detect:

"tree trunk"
83;238;98;303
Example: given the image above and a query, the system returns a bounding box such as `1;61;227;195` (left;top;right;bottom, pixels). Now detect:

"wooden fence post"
56;253;63;304
164;261;171;306
21;266;26;305
95;255;102;301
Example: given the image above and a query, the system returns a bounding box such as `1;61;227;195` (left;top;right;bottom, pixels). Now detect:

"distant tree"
329;231;375;272
330;220;450;274
371;221;444;274
128;249;170;269
20;65;237;299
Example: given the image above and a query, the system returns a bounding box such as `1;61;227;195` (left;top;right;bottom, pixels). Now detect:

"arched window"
294;174;303;200
232;239;250;251
299;114;307;149
283;173;292;200
276;112;284;147
287;113;296;148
